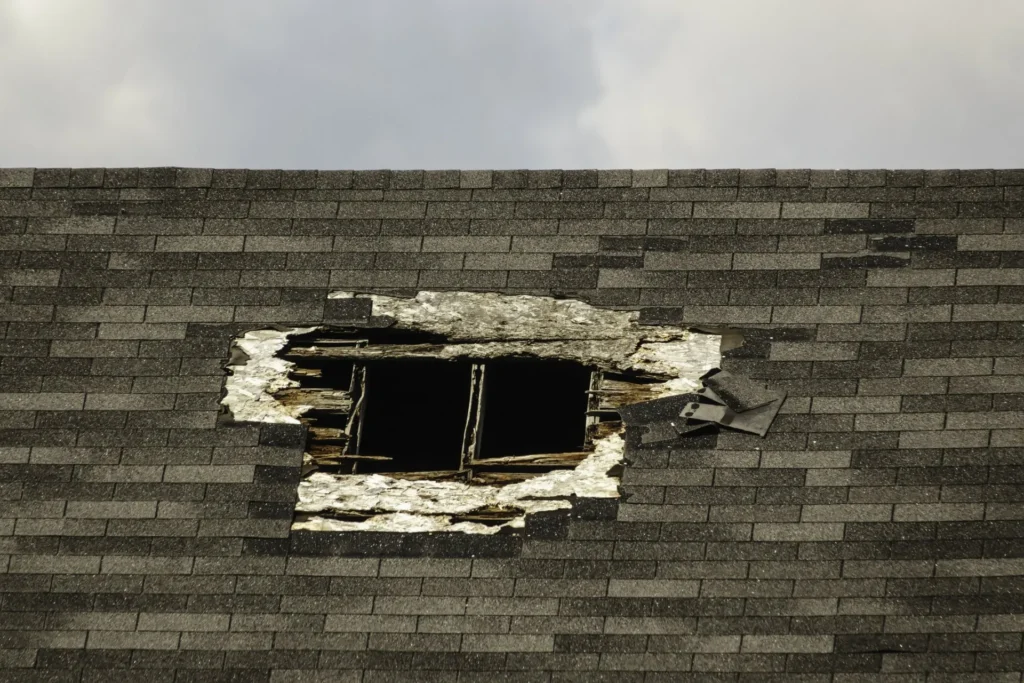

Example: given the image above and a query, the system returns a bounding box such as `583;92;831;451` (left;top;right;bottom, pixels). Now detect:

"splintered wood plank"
310;454;393;464
346;364;367;457
584;370;602;448
450;506;523;523
459;363;485;474
592;377;664;410
284;343;449;358
309;426;347;441
294;510;373;523
290;337;369;348
380;470;467;482
468;471;545;485
275;388;353;412
591;422;622;441
469;451;591;467
305;338;370;345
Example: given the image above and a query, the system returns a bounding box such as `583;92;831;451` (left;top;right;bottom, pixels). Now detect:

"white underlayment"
222;291;721;534
222;326;320;423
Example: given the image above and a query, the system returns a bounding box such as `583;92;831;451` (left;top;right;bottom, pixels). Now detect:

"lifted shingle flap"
720;398;785;437
701;369;782;412
618;367;786;442
683;369;786;438
614;393;701;426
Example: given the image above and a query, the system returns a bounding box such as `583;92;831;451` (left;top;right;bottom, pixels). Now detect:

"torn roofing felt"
619;368;787;444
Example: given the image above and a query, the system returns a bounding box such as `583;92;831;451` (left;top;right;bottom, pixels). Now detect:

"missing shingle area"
221;290;724;534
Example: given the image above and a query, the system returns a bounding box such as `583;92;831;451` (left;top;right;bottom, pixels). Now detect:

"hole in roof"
476;358;593;459
356;359;473;474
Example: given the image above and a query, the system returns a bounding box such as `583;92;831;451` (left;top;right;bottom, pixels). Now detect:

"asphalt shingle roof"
1;166;1024;680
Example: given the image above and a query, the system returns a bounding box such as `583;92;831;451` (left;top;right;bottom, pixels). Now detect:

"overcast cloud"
2;0;1023;169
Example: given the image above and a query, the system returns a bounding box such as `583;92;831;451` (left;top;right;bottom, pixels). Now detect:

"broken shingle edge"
221;291;722;534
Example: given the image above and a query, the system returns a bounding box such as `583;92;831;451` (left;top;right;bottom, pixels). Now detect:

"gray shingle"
782;203;870;219
897;430;990;449
959;234;1024;251
952;303;1024;321
643;253;732;270
771;306;861;324
597;170;632;188
733;254;820;270
680;305;773;324
54;305;144;323
957;269;1024;286
904;357;993;376
459;171;493;189
0;393;85;410
693;202;779;219
418;270;508;289
0;168;34;187
740;634;833;653
155;236;243;252
631;170;668;188
238;270;328;287
769;342;858;361
867;269;956;287
421;236;510;252
174;168;212;188
463;253;551;270
329;269;418;288
861;304;951;323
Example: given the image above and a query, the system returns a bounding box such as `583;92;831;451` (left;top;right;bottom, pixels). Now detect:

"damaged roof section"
221;290;722;534
618;368;787;445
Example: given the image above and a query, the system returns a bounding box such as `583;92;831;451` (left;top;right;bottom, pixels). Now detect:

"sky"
2;0;1023;170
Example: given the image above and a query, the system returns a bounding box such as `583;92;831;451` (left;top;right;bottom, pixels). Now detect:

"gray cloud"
0;0;608;168
2;0;1024;169
580;0;1024;168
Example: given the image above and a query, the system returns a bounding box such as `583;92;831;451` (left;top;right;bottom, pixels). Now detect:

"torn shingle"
640;420;681;445
702;369;783;412
715;397;785;437
617;368;786;442
615;393;701;427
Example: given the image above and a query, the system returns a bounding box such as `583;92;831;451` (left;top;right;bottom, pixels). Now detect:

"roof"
1;166;1023;678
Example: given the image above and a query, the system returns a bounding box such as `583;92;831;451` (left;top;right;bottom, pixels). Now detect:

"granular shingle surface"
1;166;1024;681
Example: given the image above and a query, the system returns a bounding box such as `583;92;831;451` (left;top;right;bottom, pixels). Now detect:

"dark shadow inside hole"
477;358;592;458
356;359;472;473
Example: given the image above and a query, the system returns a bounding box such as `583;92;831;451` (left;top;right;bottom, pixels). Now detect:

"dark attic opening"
476;358;592;459
357;359;473;474
276;327;619;485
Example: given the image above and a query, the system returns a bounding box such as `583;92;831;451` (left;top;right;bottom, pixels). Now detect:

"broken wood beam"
468;471;545;485
469;451;591;467
310;453;393;463
274;388;353;412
